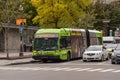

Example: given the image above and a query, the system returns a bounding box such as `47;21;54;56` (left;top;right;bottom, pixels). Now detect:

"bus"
32;28;103;62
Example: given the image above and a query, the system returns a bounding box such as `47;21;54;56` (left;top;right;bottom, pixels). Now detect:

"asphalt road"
0;59;120;80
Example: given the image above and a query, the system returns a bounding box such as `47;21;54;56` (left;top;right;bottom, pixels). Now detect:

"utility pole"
19;4;24;57
6;0;10;59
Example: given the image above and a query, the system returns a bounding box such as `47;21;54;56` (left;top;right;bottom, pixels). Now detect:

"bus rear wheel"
42;59;48;63
67;53;71;61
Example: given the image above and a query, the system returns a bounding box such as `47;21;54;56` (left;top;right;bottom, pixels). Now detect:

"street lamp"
19;4;24;57
102;19;110;36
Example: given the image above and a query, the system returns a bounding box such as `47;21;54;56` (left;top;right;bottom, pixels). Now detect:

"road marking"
88;68;103;72
59;63;111;66
51;67;70;71
64;68;81;71
112;70;120;73
77;68;92;71
100;69;115;72
0;67;119;73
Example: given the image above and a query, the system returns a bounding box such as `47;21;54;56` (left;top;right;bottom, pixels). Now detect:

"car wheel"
111;60;115;64
83;60;87;62
100;55;104;62
106;56;109;60
115;61;118;64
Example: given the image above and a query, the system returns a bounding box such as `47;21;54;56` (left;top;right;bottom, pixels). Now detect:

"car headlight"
83;53;87;55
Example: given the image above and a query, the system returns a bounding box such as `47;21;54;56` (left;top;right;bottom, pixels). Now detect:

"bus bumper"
32;55;60;60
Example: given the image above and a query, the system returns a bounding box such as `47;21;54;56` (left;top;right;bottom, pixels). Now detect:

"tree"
93;0;111;36
0;0;21;26
79;3;96;29
21;0;38;26
109;1;120;29
0;0;37;28
31;0;92;28
93;0;120;36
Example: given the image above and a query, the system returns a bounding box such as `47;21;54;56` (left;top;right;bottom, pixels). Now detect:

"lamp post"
19;4;24;57
103;19;110;36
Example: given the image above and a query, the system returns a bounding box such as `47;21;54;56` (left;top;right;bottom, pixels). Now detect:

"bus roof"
35;28;102;37
35;28;71;36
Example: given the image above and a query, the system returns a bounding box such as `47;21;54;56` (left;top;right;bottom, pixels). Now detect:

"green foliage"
109;1;120;28
31;0;92;28
94;0;120;31
22;0;38;26
0;0;37;28
80;3;96;29
0;0;20;24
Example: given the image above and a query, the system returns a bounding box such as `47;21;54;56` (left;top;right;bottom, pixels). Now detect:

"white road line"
112;70;120;73
64;68;81;71
52;67;71;71
76;68;92;71
57;63;111;66
32;67;50;71
100;69;115;72
88;68;103;72
0;67;119;73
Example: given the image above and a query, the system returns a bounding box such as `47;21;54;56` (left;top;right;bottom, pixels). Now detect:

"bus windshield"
33;38;58;51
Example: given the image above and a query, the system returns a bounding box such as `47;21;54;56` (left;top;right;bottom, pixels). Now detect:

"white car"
83;45;109;62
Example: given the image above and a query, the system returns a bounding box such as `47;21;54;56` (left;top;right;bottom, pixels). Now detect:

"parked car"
105;44;117;58
83;45;109;62
111;44;120;64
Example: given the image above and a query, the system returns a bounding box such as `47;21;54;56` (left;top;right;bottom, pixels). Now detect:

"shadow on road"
5;58;82;66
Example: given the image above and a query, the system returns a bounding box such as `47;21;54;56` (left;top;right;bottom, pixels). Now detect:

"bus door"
79;37;84;57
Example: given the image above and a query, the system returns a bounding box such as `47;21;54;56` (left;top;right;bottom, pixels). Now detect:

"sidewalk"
0;52;33;66
0;52;32;59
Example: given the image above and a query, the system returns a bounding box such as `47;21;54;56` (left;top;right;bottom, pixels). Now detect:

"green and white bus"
32;28;103;62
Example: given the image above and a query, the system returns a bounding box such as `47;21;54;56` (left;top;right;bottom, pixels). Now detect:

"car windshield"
33;38;58;51
105;44;117;49
86;46;102;51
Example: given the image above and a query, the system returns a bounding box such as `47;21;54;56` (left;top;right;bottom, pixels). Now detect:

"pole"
19;4;24;57
19;34;23;56
19;22;24;56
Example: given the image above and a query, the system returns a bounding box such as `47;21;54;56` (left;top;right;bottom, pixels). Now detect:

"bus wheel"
67;53;70;61
42;59;48;63
83;60;87;62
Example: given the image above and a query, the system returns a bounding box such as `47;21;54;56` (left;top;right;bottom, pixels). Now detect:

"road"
0;59;120;80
